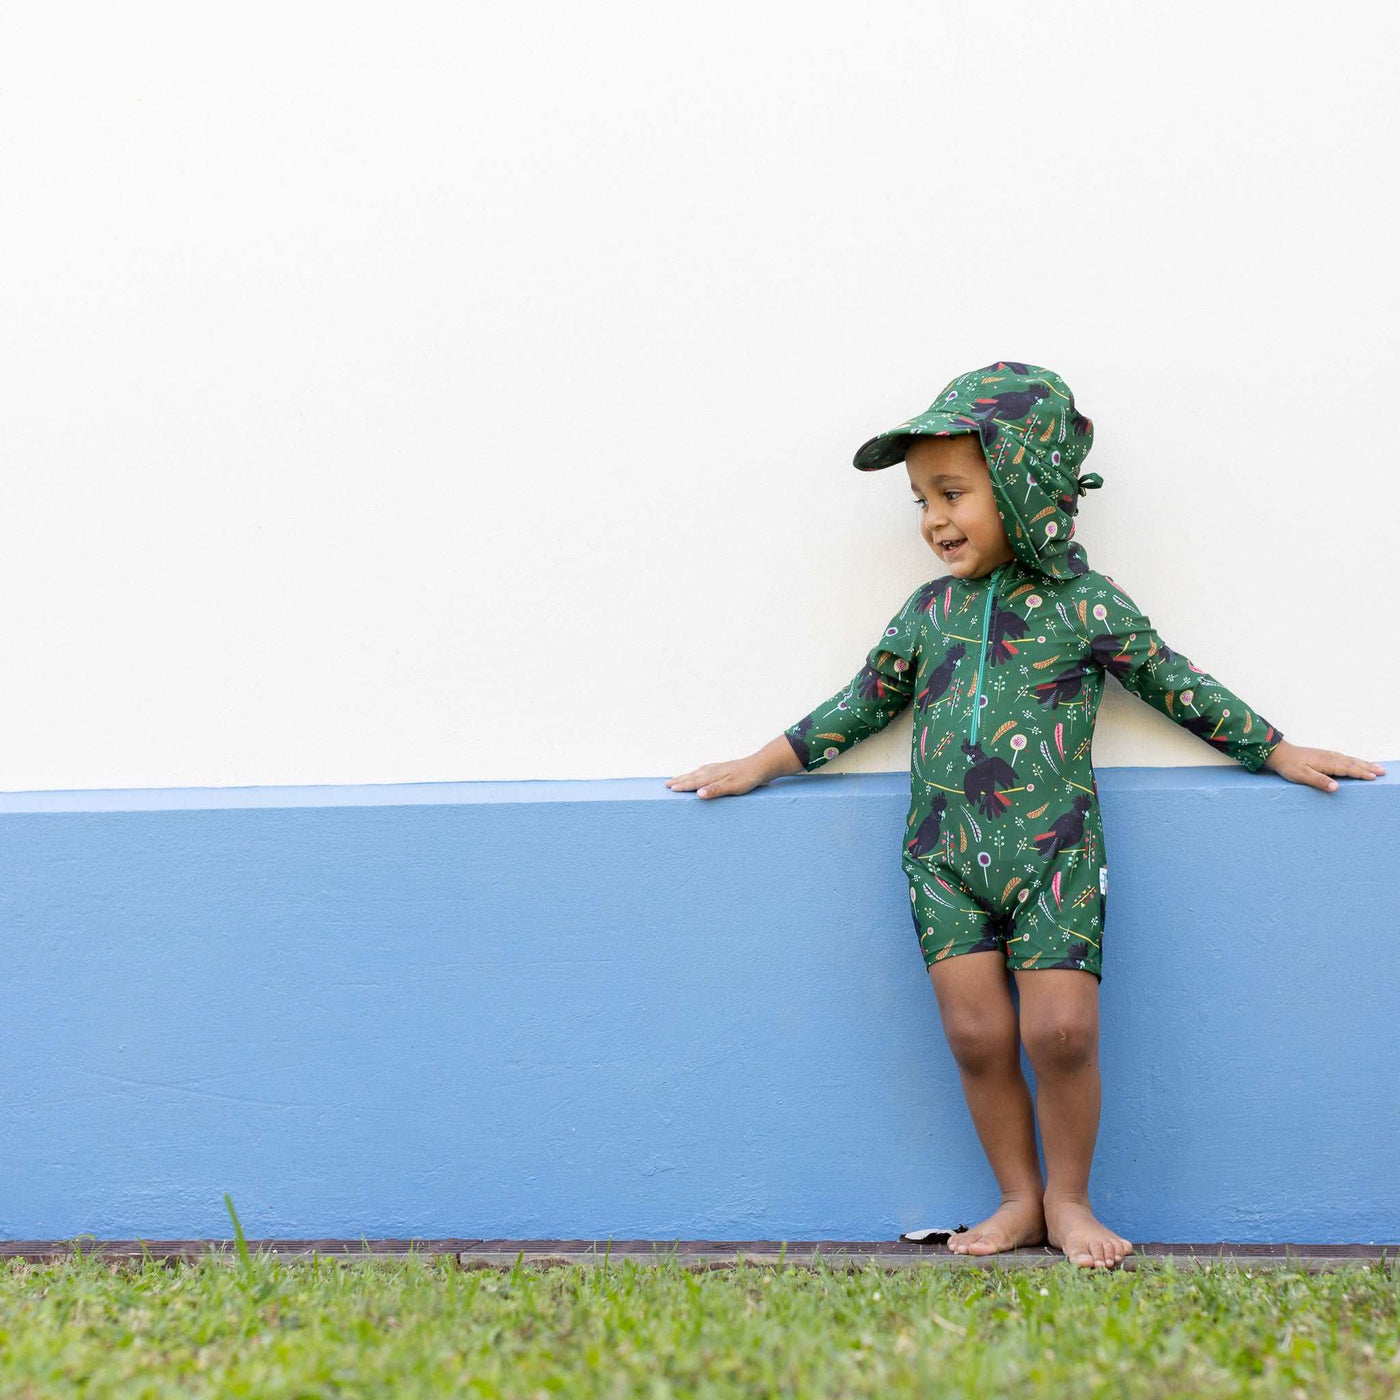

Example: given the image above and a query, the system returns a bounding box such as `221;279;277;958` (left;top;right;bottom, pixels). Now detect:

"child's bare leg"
927;952;1048;1254
1013;967;1134;1269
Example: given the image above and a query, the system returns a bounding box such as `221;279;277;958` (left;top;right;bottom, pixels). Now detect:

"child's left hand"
1262;739;1386;792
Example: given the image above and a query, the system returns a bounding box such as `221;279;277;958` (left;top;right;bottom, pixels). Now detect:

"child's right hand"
1262;739;1386;791
665;756;767;799
666;734;805;798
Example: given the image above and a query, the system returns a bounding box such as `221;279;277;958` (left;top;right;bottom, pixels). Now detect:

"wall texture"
3;766;1395;1243
2;1;1394;1247
2;1;1397;791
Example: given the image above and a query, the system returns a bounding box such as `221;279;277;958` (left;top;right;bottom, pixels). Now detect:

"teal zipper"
968;563;1009;746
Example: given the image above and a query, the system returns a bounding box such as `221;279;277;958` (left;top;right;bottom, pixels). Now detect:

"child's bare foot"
947;1195;1047;1255
1043;1194;1133;1269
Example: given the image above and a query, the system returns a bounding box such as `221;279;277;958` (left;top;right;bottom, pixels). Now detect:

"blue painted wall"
2;765;1396;1244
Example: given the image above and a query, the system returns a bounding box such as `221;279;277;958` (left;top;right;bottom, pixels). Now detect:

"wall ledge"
1;762;1392;813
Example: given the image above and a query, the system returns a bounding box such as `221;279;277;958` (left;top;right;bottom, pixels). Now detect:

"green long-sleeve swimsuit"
783;562;1284;981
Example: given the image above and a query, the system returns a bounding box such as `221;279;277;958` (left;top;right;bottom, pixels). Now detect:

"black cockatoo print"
1179;715;1232;750
1035;662;1091;709
1062;542;1091;576
786;712;816;768
987;604;1029;665
969;906;1012;955
961;739;1018;820
1089;633;1133;680
915;643;964;715
905;793;948;859
1048;940;1093;971
912;579;942;616
1091;631;1178;679
1032;794;1093;861
1066;392;1092;439
959;383;1053;448
854;656;899;703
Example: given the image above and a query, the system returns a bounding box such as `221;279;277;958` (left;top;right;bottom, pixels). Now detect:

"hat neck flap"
941;362;1099;582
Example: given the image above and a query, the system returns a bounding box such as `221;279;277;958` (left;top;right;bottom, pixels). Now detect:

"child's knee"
1020;1011;1097;1069
942;1008;1018;1073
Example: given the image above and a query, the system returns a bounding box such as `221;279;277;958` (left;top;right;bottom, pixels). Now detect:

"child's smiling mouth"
938;536;968;557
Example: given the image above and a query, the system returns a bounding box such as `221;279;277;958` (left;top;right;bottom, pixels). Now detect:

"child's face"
905;435;1016;579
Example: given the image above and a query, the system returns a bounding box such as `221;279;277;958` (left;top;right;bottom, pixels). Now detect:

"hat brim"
853;413;979;472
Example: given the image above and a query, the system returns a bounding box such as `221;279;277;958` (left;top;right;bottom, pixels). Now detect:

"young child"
666;360;1385;1269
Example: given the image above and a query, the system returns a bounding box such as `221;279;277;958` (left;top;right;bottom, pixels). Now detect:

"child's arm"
665;585;924;799
780;584;923;774
1092;573;1384;790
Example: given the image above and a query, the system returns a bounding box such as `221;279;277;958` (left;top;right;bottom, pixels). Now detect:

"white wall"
2;0;1395;791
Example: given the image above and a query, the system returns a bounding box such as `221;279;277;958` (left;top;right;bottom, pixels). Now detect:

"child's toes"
956;1233;994;1254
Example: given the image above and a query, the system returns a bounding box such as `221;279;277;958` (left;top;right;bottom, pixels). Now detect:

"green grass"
0;1244;1396;1398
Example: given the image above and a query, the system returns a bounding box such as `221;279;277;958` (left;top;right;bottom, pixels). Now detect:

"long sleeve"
784;585;925;773
1089;572;1284;772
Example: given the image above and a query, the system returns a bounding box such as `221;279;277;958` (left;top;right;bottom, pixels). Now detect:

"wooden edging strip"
0;1239;1394;1272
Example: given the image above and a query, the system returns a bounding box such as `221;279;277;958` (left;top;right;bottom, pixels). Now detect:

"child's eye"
912;499;926;510
944;490;962;501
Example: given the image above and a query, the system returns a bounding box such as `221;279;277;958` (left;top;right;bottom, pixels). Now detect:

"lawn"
0;1242;1396;1398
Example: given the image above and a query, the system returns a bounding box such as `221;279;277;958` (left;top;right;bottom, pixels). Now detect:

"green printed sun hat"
852;360;1103;581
